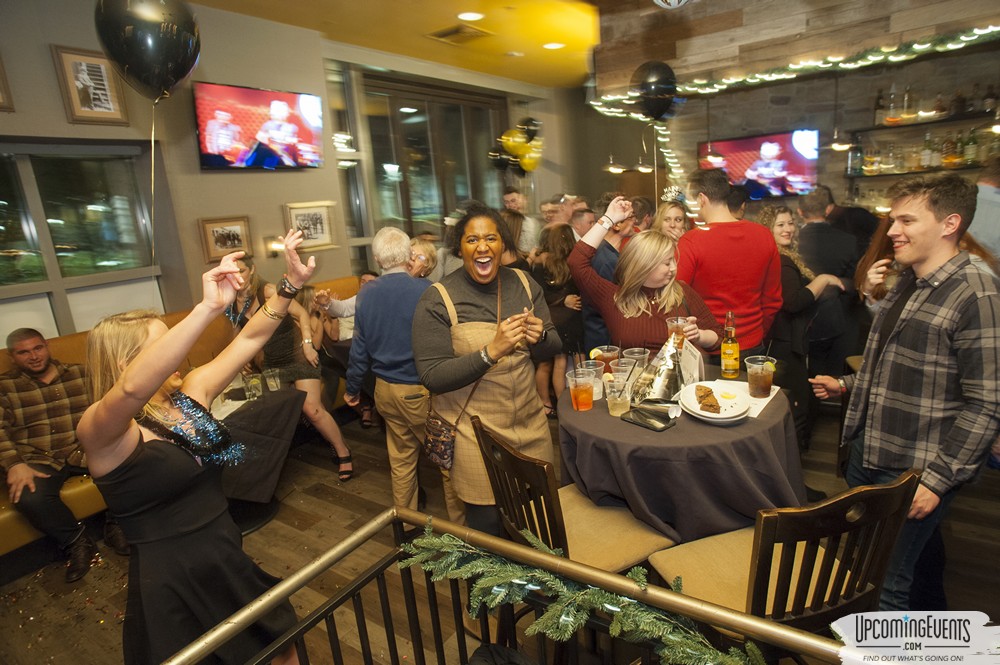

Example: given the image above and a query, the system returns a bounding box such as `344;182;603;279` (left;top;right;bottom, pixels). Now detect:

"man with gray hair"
345;228;463;523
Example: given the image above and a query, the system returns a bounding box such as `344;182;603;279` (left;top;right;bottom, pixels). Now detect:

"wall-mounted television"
193;81;324;170
697;129;819;198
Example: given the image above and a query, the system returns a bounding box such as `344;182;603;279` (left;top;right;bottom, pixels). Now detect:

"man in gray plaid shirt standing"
810;174;1000;611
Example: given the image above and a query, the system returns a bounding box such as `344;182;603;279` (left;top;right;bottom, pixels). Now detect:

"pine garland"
399;524;765;665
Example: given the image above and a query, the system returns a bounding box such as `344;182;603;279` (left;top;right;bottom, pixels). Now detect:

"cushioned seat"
0;475;107;556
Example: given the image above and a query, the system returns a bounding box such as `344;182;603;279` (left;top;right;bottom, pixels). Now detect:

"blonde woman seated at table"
568;196;722;354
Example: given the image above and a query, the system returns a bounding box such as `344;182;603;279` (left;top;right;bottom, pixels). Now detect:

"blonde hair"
613;231;683;318
410;238;438;276
757;205;815;280
86;309;162;406
653;200;690;236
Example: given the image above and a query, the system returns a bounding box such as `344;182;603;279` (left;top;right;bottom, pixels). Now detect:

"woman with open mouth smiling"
412;206;561;535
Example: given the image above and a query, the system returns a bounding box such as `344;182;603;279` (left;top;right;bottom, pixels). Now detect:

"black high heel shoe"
337;454;354;482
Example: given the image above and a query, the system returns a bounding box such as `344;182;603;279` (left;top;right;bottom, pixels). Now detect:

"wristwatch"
599;215;615;230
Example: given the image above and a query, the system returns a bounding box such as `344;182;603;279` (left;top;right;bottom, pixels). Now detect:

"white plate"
679;381;750;420
680;400;749;425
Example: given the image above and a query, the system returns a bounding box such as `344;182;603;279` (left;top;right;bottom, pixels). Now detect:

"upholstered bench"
0;475;107;557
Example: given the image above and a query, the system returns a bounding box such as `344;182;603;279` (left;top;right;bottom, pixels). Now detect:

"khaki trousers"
374;378;465;524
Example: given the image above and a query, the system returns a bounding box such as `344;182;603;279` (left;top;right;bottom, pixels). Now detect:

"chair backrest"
747;469;920;634
471;415;571;556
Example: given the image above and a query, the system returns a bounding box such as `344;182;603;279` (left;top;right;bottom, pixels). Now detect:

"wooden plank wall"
590;0;1000;95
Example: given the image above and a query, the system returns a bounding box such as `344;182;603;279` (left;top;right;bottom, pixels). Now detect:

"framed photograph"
283;201;338;251
51;45;129;125
199;215;251;263
0;55;13;112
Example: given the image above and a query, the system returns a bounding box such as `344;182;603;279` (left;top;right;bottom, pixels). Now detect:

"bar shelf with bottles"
843;84;999;181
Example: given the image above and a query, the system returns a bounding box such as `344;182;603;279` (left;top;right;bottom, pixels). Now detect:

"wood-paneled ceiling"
194;0;599;88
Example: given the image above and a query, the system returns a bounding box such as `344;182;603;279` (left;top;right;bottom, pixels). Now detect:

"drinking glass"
593;345;620;366
608;358;637;385
579;360;605;399
606;378;631;417
245;373;263;400
622;347;650;369
566;369;595;412
666;317;688;349
263;368;282;392
744;356;776;398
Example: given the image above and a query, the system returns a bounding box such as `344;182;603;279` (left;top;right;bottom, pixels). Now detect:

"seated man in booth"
1;328;129;582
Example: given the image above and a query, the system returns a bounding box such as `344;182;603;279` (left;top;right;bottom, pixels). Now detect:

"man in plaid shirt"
811;174;1000;610
2;328;129;582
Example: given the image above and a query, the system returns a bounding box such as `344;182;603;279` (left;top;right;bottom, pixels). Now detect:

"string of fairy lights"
589;23;1000;184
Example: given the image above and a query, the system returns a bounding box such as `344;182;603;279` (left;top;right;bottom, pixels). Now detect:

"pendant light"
603;153;627;174
634;131;654;173
703;97;725;166
826;75;854;151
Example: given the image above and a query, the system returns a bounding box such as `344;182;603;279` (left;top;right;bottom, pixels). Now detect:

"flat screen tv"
193;81;324;170
697;129;819;198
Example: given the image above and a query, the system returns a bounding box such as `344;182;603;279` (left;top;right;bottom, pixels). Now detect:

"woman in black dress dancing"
77;232;312;665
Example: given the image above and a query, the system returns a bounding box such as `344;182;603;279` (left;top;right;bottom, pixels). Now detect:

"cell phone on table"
621;408;674;432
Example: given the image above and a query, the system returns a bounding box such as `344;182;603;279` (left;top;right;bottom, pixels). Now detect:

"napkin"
714;380;779;418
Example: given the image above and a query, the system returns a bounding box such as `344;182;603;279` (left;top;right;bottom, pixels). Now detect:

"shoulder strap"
431;282;459;327
511;268;532;300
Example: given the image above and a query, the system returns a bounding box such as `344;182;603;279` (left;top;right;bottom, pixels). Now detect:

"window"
0;155;45;285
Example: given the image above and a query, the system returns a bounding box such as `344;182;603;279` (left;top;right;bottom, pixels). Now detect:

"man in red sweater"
678;169;782;357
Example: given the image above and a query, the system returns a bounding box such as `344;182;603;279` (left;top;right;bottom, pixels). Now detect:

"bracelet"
837;377;848;394
277;276;302;299
599;215;615;230
480;346;498;367
301;338;313;347
260;302;286;320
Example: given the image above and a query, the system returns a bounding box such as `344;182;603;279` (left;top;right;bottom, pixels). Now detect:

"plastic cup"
566;369;595;412
245;373;263;400
666;317;688;349
579;360;605;399
593;345;620;366
263;368;282;392
606;378;631;417
745;356;776;398
622;347;650;369
608;358;637;383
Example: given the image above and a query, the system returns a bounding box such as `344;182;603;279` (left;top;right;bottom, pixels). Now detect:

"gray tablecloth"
558;389;806;543
221;387;306;503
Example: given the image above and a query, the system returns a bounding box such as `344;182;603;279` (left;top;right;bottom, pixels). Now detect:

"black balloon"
95;0;201;101
509;158;526;178
489;150;510;171
630;61;678;121
517;116;541;142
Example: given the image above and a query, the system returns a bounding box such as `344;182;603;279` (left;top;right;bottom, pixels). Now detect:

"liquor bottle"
963;129;978;165
919;131;933;170
984;85;998;113
968;84;981;112
720;311;739;380
949;90;966;116
941;132;958;168
885;86;900;124
901;84;916;122
873;89;886;126
933;93;948;115
882;143;898;173
930;136;943;168
846;137;864;176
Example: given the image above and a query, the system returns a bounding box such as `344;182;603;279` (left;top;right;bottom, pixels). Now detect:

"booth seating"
0;274;360;559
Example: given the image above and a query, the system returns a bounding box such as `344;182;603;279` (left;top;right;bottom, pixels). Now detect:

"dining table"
558;371;806;544
213;385;307;533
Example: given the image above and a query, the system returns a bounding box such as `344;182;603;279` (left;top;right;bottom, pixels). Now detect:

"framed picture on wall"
199;215;251;263
51;45;129;125
283;201;337;251
0;54;13;112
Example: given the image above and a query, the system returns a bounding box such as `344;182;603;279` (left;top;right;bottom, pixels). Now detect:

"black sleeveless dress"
94;438;297;664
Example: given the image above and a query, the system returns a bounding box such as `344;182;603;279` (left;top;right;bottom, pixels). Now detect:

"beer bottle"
720;311;740;380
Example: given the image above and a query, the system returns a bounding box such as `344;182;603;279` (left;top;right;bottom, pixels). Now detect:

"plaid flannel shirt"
0;362;89;472
842;252;1000;496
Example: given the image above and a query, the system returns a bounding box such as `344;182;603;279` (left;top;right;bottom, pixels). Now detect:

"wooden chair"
471;416;675;573
648;470;920;658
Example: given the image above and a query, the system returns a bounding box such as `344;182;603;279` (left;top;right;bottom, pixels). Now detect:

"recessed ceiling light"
543;42;565;50
457;11;484;21
399;106;418;113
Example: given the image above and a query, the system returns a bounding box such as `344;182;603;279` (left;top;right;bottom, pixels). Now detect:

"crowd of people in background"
3;157;1000;663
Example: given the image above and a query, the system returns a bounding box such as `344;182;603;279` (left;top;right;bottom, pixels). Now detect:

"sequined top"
135;391;244;466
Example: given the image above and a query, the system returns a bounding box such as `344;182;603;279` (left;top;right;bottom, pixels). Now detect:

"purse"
422;379;482;470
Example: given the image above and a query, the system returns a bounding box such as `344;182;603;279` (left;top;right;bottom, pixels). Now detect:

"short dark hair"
449;206;516;257
630;196;655;220
6;328;45;350
811;184;835;207
503;186;521;196
726;186;750;216
887;173;978;238
798;191;829;218
361;270;379;279
687;168;731;203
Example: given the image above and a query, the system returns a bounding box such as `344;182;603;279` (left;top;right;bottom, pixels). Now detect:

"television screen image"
697;129;819;198
193;82;324;170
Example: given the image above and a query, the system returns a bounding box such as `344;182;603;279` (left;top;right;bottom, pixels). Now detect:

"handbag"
422;379;482;470
422;282;501;470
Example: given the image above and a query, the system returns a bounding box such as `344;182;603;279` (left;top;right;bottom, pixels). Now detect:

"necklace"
225;292;253;328
136;391;244;465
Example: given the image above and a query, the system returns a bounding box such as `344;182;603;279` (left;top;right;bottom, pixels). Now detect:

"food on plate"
695;384;721;414
720;391;736;400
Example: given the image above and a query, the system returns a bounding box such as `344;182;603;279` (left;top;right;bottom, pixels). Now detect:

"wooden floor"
1;404;998;665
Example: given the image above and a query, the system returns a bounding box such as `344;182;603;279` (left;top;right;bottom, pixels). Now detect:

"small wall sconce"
264;236;283;258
